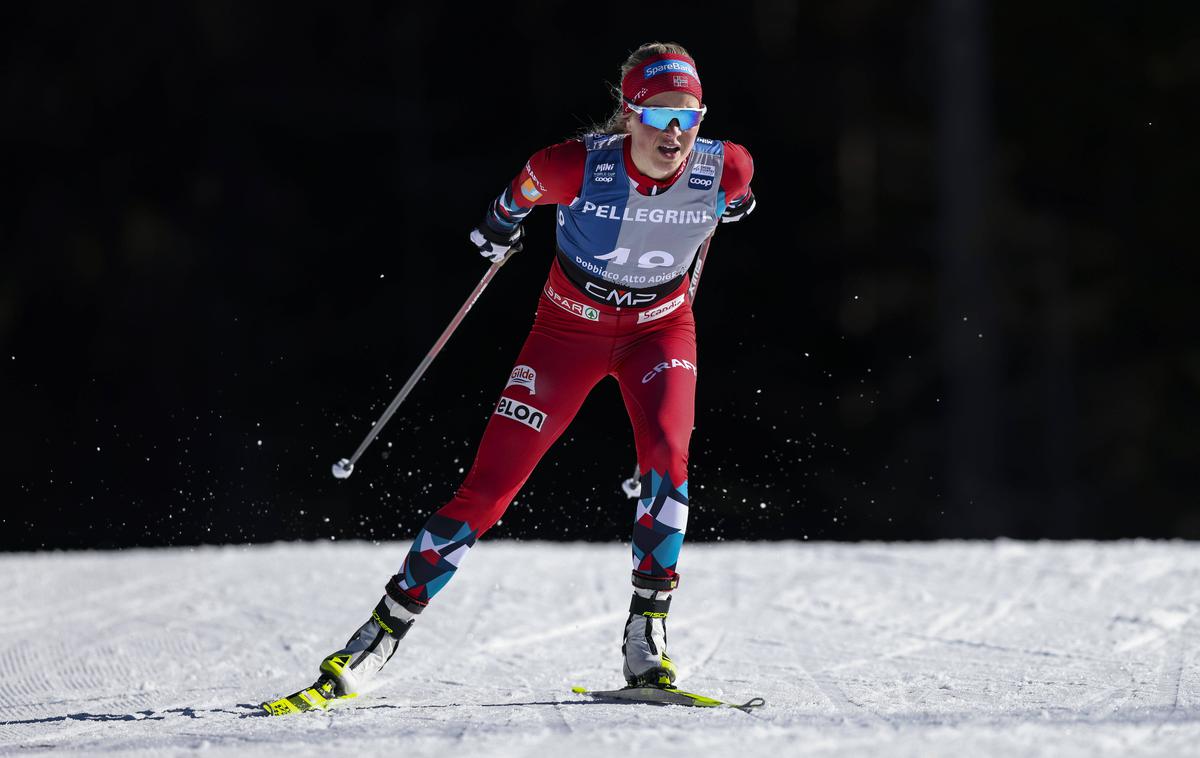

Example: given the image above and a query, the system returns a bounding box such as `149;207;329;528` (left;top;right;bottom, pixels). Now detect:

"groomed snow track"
1;540;1198;756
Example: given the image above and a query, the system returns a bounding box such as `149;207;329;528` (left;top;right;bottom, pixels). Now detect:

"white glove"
470;223;525;263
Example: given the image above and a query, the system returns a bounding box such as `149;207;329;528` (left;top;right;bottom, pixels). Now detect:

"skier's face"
627;91;702;180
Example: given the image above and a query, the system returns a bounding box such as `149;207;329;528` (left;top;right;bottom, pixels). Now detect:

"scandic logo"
495;397;546;432
505;365;537;395
636;293;686;324
644;60;698;80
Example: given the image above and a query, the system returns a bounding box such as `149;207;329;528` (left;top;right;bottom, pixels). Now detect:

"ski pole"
621;232;715;499
332;258;508;480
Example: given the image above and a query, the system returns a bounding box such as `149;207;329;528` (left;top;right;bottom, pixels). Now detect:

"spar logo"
642;357;698;384
495;397;547;432
505;365;537;395
544;283;600;321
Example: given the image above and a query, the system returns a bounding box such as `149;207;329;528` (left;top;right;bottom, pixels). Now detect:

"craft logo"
636;294;685;324
642;357;698;384
520;162;545;201
644;60;698;80
495;397;546;432
505;365;537;395
593;161;616;184
544;283;601;321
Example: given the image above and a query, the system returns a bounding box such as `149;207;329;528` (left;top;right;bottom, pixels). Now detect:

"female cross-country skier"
271;41;755;711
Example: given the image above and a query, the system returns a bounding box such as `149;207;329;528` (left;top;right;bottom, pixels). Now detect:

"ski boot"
622;574;678;687
319;587;420;697
261;581;422;715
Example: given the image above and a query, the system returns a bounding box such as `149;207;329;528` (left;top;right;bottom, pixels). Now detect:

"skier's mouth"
657;145;681;159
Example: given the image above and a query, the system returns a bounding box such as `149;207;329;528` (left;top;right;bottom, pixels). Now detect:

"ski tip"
570;686;588;694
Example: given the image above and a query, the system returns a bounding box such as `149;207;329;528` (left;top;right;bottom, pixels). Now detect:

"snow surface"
1;540;1199;757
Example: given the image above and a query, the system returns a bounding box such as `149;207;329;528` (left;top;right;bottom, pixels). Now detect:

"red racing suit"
385;134;755;611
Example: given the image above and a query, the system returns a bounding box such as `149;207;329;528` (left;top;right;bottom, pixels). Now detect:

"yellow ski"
571;685;764;713
260;677;357;716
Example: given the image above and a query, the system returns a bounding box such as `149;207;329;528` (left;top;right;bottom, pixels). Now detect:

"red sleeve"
509;139;586;208
720;142;755;203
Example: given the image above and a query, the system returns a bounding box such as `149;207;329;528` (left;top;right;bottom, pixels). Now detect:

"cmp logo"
495;397;546;432
584;282;658;307
505;365;537;395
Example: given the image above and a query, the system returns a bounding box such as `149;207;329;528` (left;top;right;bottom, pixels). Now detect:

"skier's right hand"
470;221;524;263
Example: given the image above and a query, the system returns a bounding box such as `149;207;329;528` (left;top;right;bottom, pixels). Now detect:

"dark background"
3;2;1197;551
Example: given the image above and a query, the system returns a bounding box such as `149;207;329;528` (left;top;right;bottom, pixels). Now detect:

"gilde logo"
505;365;537;395
495;397;547;432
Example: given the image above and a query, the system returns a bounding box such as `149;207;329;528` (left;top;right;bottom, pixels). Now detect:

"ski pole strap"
385;575;428;615
629;593;672;618
632;571;679;591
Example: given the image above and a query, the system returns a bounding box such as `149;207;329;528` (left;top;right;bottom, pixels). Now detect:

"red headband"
620;53;703;110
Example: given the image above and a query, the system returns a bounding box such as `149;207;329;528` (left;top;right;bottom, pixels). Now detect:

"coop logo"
636;293;685;324
584;282;658;307
593;161;616;183
688;175;714;189
643;60;698;80
505;365;537;395
641;357;698;384
544;283;601;321
495;397;546;432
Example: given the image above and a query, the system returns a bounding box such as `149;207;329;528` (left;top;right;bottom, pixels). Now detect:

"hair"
581;41;695;137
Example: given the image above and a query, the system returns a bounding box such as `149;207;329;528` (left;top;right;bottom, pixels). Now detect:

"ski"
571;685;765;713
260;676;357;716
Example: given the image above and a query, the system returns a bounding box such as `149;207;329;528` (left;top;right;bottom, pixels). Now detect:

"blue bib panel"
555;134;724;306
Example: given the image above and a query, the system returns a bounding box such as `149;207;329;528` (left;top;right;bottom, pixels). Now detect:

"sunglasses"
624;99;707;131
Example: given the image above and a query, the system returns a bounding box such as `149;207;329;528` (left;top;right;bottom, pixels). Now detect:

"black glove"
720;193;756;224
470;220;525;263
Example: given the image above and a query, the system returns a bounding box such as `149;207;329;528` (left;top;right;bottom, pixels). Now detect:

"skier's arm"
471;140;586;262
719;142;756;223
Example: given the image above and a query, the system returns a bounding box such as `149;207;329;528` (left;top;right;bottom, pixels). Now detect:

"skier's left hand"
720;192;756;224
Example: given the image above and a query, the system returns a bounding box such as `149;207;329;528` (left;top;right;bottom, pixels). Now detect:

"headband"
620;53;703;110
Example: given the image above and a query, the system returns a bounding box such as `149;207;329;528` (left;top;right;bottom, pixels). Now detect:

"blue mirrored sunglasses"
624;99;707;131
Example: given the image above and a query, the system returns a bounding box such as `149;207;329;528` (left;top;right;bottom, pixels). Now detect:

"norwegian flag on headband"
620;53;703;109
